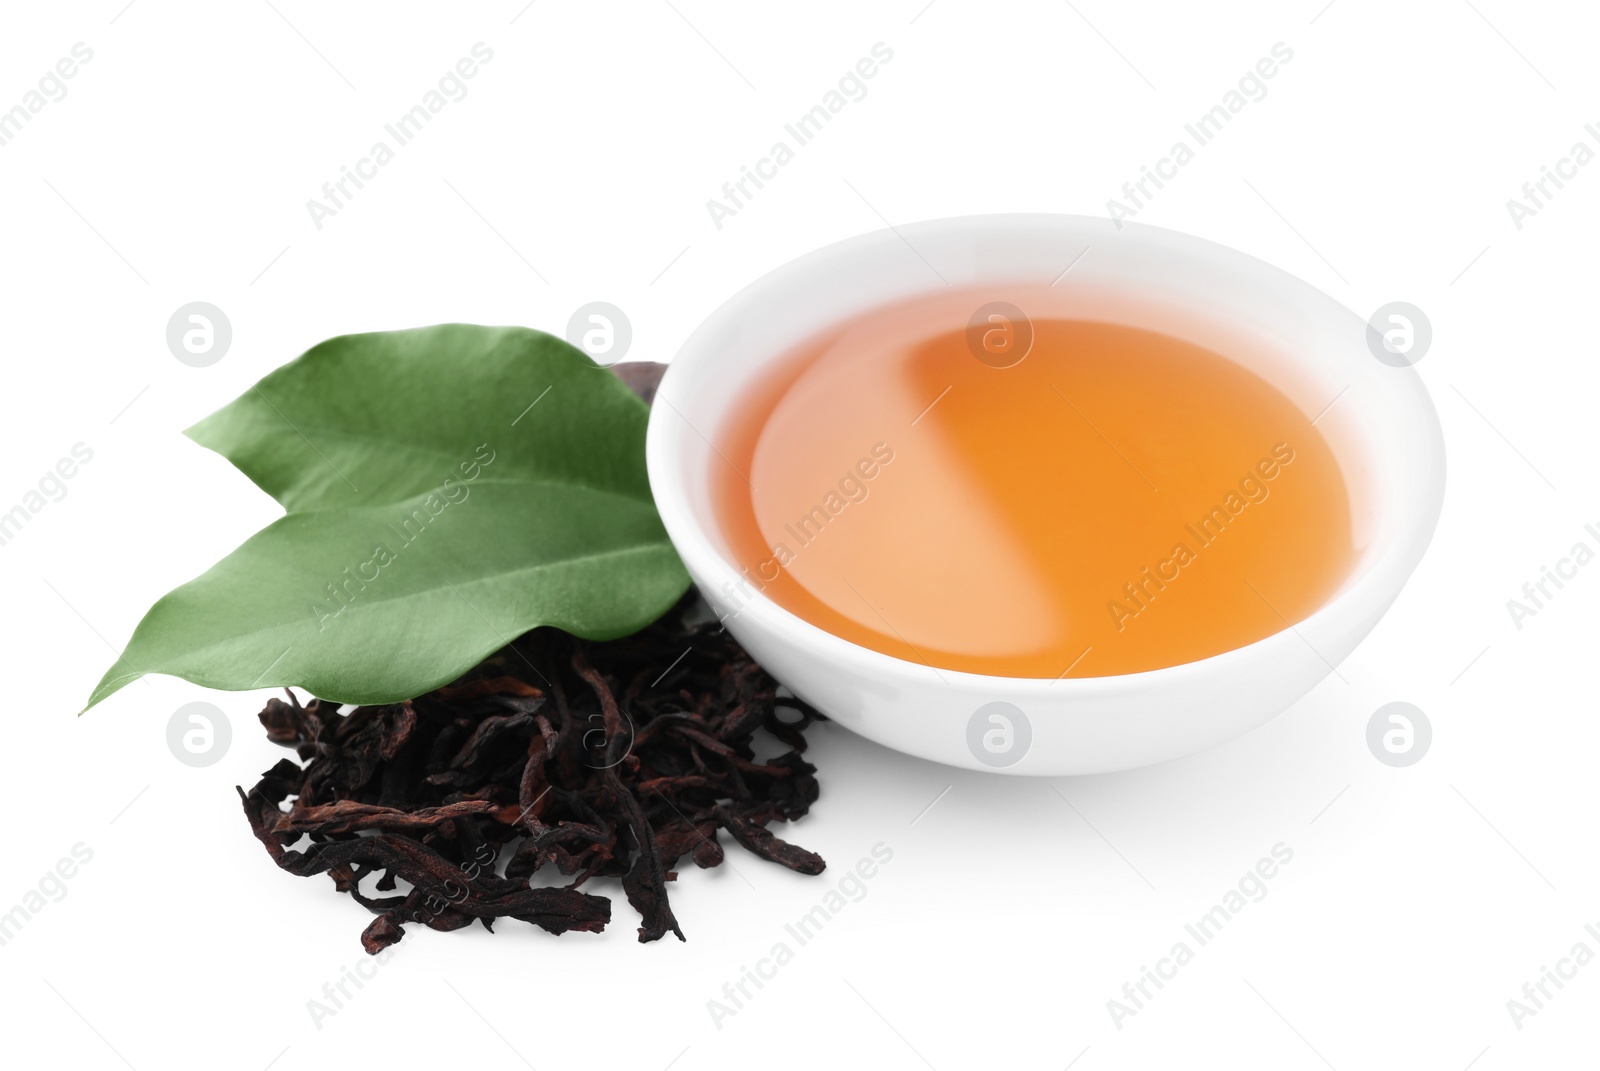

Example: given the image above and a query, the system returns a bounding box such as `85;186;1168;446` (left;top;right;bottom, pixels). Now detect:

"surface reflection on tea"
714;290;1355;679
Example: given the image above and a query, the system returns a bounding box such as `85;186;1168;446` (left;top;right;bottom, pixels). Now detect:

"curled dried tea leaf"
237;591;826;951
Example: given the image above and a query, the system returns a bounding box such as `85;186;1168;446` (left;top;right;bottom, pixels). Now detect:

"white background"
1;1;1596;1068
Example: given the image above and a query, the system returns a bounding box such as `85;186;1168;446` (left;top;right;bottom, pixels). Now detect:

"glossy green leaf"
85;326;689;710
184;324;653;512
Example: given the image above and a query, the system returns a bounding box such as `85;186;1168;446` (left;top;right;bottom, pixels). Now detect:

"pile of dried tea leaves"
238;595;826;952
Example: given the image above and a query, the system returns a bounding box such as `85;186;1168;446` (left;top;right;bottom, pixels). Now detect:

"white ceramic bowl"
647;214;1445;775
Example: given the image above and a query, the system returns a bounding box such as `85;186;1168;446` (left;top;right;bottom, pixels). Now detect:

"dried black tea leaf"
238;594;826;951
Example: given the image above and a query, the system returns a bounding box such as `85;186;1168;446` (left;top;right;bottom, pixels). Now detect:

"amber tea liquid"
712;290;1356;678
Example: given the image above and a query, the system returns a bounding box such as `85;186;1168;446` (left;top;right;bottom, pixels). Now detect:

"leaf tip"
82;665;138;715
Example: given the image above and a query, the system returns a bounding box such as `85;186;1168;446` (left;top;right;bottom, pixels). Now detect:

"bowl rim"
646;212;1446;696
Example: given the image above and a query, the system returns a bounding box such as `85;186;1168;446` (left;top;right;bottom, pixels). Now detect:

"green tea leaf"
85;326;690;710
185;324;652;512
86;483;686;708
